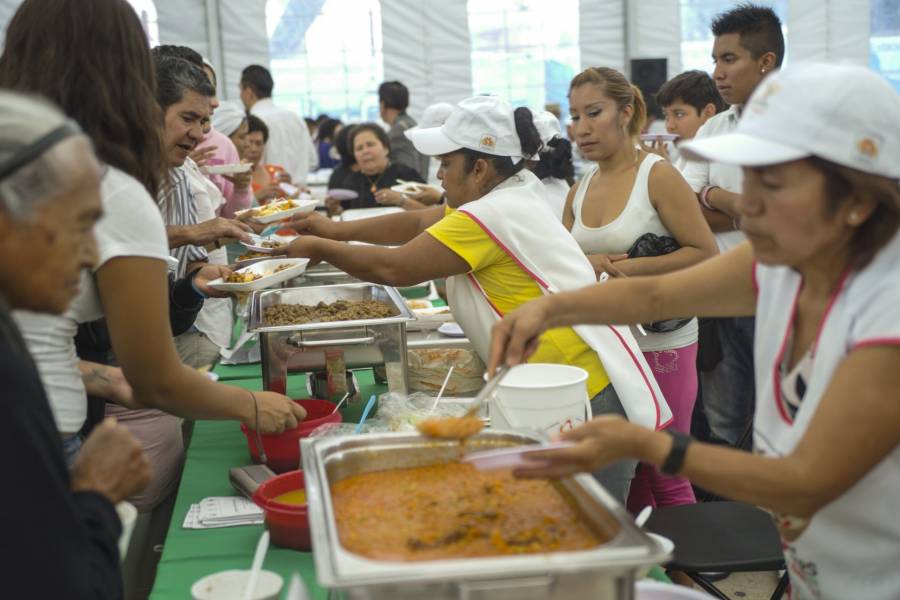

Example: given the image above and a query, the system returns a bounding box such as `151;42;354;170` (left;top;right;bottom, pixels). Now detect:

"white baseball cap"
405;96;524;161
680;63;900;179
530;109;562;147
418;102;455;129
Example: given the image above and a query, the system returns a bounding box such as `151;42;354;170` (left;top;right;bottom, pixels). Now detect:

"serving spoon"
417;366;510;440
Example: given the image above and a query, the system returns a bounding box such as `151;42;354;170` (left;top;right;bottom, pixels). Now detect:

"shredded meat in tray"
264;299;397;326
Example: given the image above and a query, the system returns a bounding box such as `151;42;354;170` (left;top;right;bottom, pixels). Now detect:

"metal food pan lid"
248;282;414;332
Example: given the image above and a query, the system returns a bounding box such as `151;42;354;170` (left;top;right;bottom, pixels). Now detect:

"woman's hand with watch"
510;415;690;480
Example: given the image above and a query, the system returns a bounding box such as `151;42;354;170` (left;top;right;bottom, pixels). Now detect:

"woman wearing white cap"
488;63;900;599
284;96;671;503
528;109;575;220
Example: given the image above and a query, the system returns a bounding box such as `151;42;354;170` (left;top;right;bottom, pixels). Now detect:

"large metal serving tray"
302;431;669;600
248;283;415;394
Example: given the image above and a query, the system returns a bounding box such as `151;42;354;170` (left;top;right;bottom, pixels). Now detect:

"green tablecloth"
150;367;669;599
149;371;388;599
213;362;263;381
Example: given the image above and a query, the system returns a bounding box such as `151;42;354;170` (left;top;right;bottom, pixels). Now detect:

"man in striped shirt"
154;55;251;278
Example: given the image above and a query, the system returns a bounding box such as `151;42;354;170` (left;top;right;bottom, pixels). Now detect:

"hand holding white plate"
390;182;429;195
208;258;310;292
240;234;288;254
639;133;679;143
462;441;577;471
205;163;253;175
236;198;318;224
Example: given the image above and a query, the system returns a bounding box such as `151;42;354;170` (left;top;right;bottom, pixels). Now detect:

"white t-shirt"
569;154;698;352
13;167;169;433
251;98;314;185
681;106;746;253
182;158;233;349
539;176;569;221
753;231;900;599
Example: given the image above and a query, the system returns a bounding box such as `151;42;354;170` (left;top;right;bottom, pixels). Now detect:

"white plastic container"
635;580;714;599
491;363;592;436
191;569;283;600
115;501;137;562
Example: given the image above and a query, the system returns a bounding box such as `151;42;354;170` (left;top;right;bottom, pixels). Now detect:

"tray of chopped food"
207;258;310;292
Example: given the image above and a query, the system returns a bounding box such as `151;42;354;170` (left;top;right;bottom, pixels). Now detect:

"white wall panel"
381;0;473;119
627;0;681;77
789;0;870;65
580;0;626;72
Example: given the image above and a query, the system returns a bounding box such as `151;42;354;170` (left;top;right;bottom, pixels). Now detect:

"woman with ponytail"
529;109;576;220
282;95;674;503
564;66;718;511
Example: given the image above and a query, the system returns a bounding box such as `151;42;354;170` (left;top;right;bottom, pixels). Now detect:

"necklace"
364;170;385;194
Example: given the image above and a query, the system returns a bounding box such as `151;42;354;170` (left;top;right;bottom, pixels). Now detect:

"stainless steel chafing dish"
248;283;415;395
302;431;669;600
287;261;361;287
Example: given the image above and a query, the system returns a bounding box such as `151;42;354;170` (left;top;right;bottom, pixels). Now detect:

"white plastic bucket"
634;580;714;599
491;363;592;436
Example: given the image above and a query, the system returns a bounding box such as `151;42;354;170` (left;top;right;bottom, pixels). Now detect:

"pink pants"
627;343;698;513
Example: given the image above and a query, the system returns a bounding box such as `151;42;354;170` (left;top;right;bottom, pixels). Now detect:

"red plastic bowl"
240;399;341;473
252;470;310;550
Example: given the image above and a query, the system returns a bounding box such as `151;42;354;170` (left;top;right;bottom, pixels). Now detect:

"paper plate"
437;322;465;337
462;441;577;471
640;133;680;142
390;182;427;195
326;188;359;200
208;258;310;292
237;198;318;224
240;234;288;254
205;163;252;175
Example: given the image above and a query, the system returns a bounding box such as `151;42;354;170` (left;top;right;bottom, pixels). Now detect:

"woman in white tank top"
564;67;718;511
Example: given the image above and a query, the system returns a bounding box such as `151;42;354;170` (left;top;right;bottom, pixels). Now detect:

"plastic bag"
378;392;476;432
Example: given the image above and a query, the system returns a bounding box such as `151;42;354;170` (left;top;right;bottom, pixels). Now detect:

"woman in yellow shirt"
283;96;669;503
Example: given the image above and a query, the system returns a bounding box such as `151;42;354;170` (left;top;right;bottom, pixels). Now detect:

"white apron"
753;232;900;599
445;171;671;430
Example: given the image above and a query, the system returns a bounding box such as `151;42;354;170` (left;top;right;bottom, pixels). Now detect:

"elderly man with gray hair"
0;90;151;599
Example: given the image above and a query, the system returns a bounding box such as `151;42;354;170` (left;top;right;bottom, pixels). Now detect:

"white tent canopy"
0;0;893;122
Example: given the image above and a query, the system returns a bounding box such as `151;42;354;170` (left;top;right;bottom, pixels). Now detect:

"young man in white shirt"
680;4;784;448
240;64;315;185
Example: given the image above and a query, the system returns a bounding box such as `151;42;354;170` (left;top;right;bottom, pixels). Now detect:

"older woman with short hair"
0;89;151;600
326;122;424;213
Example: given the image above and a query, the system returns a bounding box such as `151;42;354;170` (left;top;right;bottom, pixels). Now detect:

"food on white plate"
226;271;262;283
406;299;432;310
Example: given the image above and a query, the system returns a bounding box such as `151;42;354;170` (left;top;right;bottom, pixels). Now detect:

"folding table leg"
769;571;790;600
687;573;731;600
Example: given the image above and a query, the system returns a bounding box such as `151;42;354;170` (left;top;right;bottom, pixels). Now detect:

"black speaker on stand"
630;58;668;120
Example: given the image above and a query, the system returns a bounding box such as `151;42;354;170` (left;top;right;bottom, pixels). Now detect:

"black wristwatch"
661;431;692;475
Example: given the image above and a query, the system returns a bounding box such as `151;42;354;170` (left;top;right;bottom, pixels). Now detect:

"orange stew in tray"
331;463;603;561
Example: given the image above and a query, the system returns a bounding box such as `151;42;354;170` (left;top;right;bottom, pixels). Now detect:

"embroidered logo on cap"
479;135;496;150
857;137;878;158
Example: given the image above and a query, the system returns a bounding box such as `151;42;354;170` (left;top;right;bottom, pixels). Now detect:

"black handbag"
626;233;692;333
